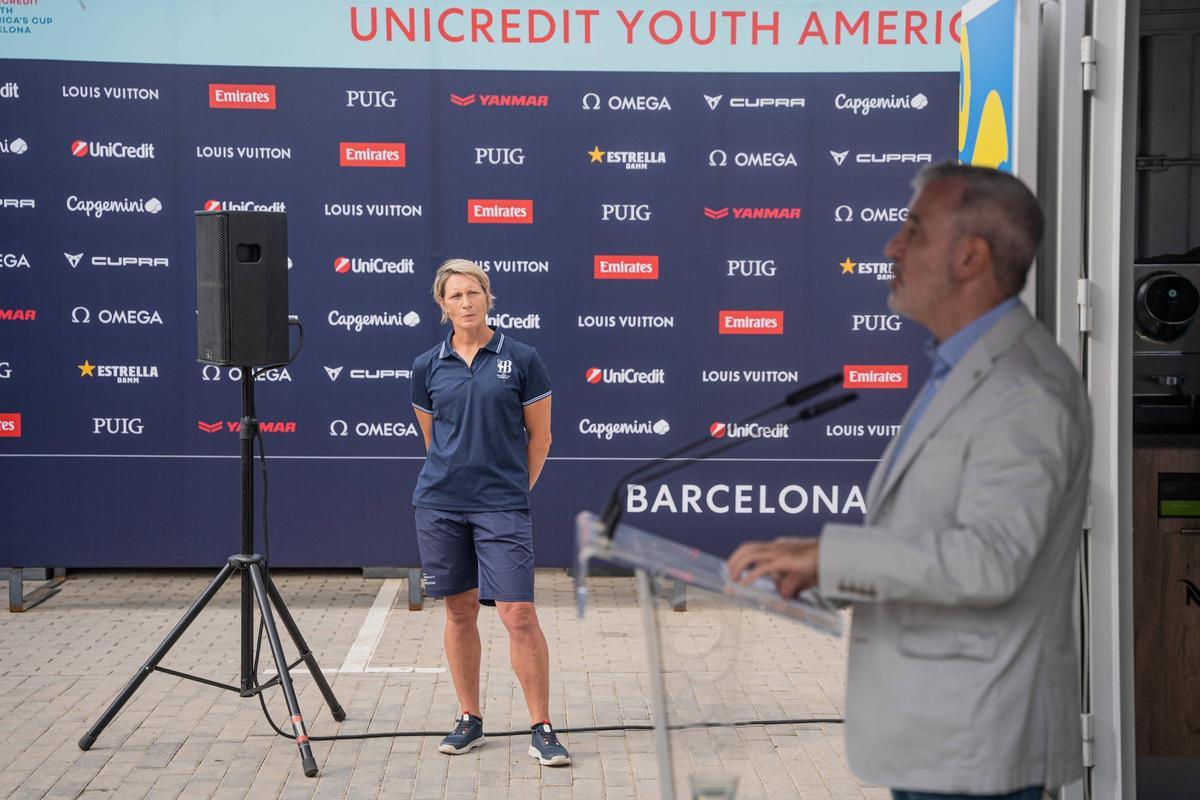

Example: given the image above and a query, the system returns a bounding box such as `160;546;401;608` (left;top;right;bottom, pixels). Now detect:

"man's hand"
727;537;820;599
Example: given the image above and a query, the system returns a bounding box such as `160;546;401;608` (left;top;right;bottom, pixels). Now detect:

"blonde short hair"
432;259;495;324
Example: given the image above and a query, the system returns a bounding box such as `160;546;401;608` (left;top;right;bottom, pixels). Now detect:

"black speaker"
195;210;289;366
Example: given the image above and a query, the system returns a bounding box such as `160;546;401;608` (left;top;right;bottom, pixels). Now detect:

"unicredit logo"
333;256;415;275
339;141;406;167
70;140;156;159
468;199;533;224
709;421;789;439
719;310;783;335
594;255;658;280
209;83;277;109
843;365;909;389
585;367;666;385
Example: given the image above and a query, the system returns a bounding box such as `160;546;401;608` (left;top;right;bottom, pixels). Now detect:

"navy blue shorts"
413;508;534;603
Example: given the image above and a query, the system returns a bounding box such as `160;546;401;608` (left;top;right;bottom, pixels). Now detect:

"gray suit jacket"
818;304;1091;793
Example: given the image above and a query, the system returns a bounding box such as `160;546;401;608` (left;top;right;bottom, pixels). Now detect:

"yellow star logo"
839;257;857;275
78;359;96;377
587;146;605;164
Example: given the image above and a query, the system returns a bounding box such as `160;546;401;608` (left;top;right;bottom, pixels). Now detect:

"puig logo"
347;89;396;108
475;147;525;165
601;204;651;221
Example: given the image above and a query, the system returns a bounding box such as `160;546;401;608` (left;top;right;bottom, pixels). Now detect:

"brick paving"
0;570;886;799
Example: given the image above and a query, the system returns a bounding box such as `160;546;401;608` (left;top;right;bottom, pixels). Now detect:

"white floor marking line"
339;578;403;673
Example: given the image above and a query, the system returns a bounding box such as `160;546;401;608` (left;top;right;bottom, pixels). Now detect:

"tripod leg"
79;562;238;751
247;563;319;778
261;570;346;721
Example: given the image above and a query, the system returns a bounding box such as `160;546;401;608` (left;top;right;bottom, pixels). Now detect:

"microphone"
597;372;851;535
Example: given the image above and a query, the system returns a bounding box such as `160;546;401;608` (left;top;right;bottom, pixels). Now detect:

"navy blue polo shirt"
411;330;552;511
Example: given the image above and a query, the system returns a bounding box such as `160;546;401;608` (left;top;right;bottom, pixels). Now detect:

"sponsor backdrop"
1;1;960;568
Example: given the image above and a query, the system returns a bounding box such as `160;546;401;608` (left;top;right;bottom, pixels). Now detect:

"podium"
575;512;841;799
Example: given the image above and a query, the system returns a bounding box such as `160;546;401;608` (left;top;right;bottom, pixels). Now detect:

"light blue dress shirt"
885;297;1021;479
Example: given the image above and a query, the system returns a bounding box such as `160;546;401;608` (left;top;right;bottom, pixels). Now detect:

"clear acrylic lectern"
575;511;842;799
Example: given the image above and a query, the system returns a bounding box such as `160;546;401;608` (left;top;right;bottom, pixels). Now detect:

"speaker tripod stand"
78;372;345;777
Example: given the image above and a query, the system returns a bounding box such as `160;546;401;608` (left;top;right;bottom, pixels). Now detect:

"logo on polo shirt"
496;359;513;380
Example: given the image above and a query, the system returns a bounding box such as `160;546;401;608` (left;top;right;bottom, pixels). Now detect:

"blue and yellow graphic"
959;0;1015;172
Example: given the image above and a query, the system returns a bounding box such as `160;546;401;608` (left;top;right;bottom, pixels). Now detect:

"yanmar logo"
0;413;21;438
198;420;297;434
451;93;547;107
706;206;801;221
0;309;36;321
468;199;533;224
339;142;406;167
844;365;909;389
594;255;658;280
209;84;277;110
719;310;784;335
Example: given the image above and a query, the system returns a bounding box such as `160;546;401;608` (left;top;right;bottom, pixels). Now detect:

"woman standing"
410;259;567;765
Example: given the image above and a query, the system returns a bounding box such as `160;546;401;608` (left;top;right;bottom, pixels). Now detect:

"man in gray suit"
729;163;1091;800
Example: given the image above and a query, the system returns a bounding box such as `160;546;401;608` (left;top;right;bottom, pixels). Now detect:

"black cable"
250;318;303;382
253;681;842;742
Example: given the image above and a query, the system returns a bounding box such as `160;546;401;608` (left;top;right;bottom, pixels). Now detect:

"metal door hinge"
1081;35;1097;93
1077;278;1094;334
1081;712;1095;768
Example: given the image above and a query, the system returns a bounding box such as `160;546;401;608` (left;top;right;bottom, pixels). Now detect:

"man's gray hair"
914;162;1043;296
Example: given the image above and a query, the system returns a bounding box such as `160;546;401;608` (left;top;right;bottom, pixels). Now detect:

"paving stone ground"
1;569;887;800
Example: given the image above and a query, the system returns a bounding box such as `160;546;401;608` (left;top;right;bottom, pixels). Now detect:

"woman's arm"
522;396;552;489
412;406;433;451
